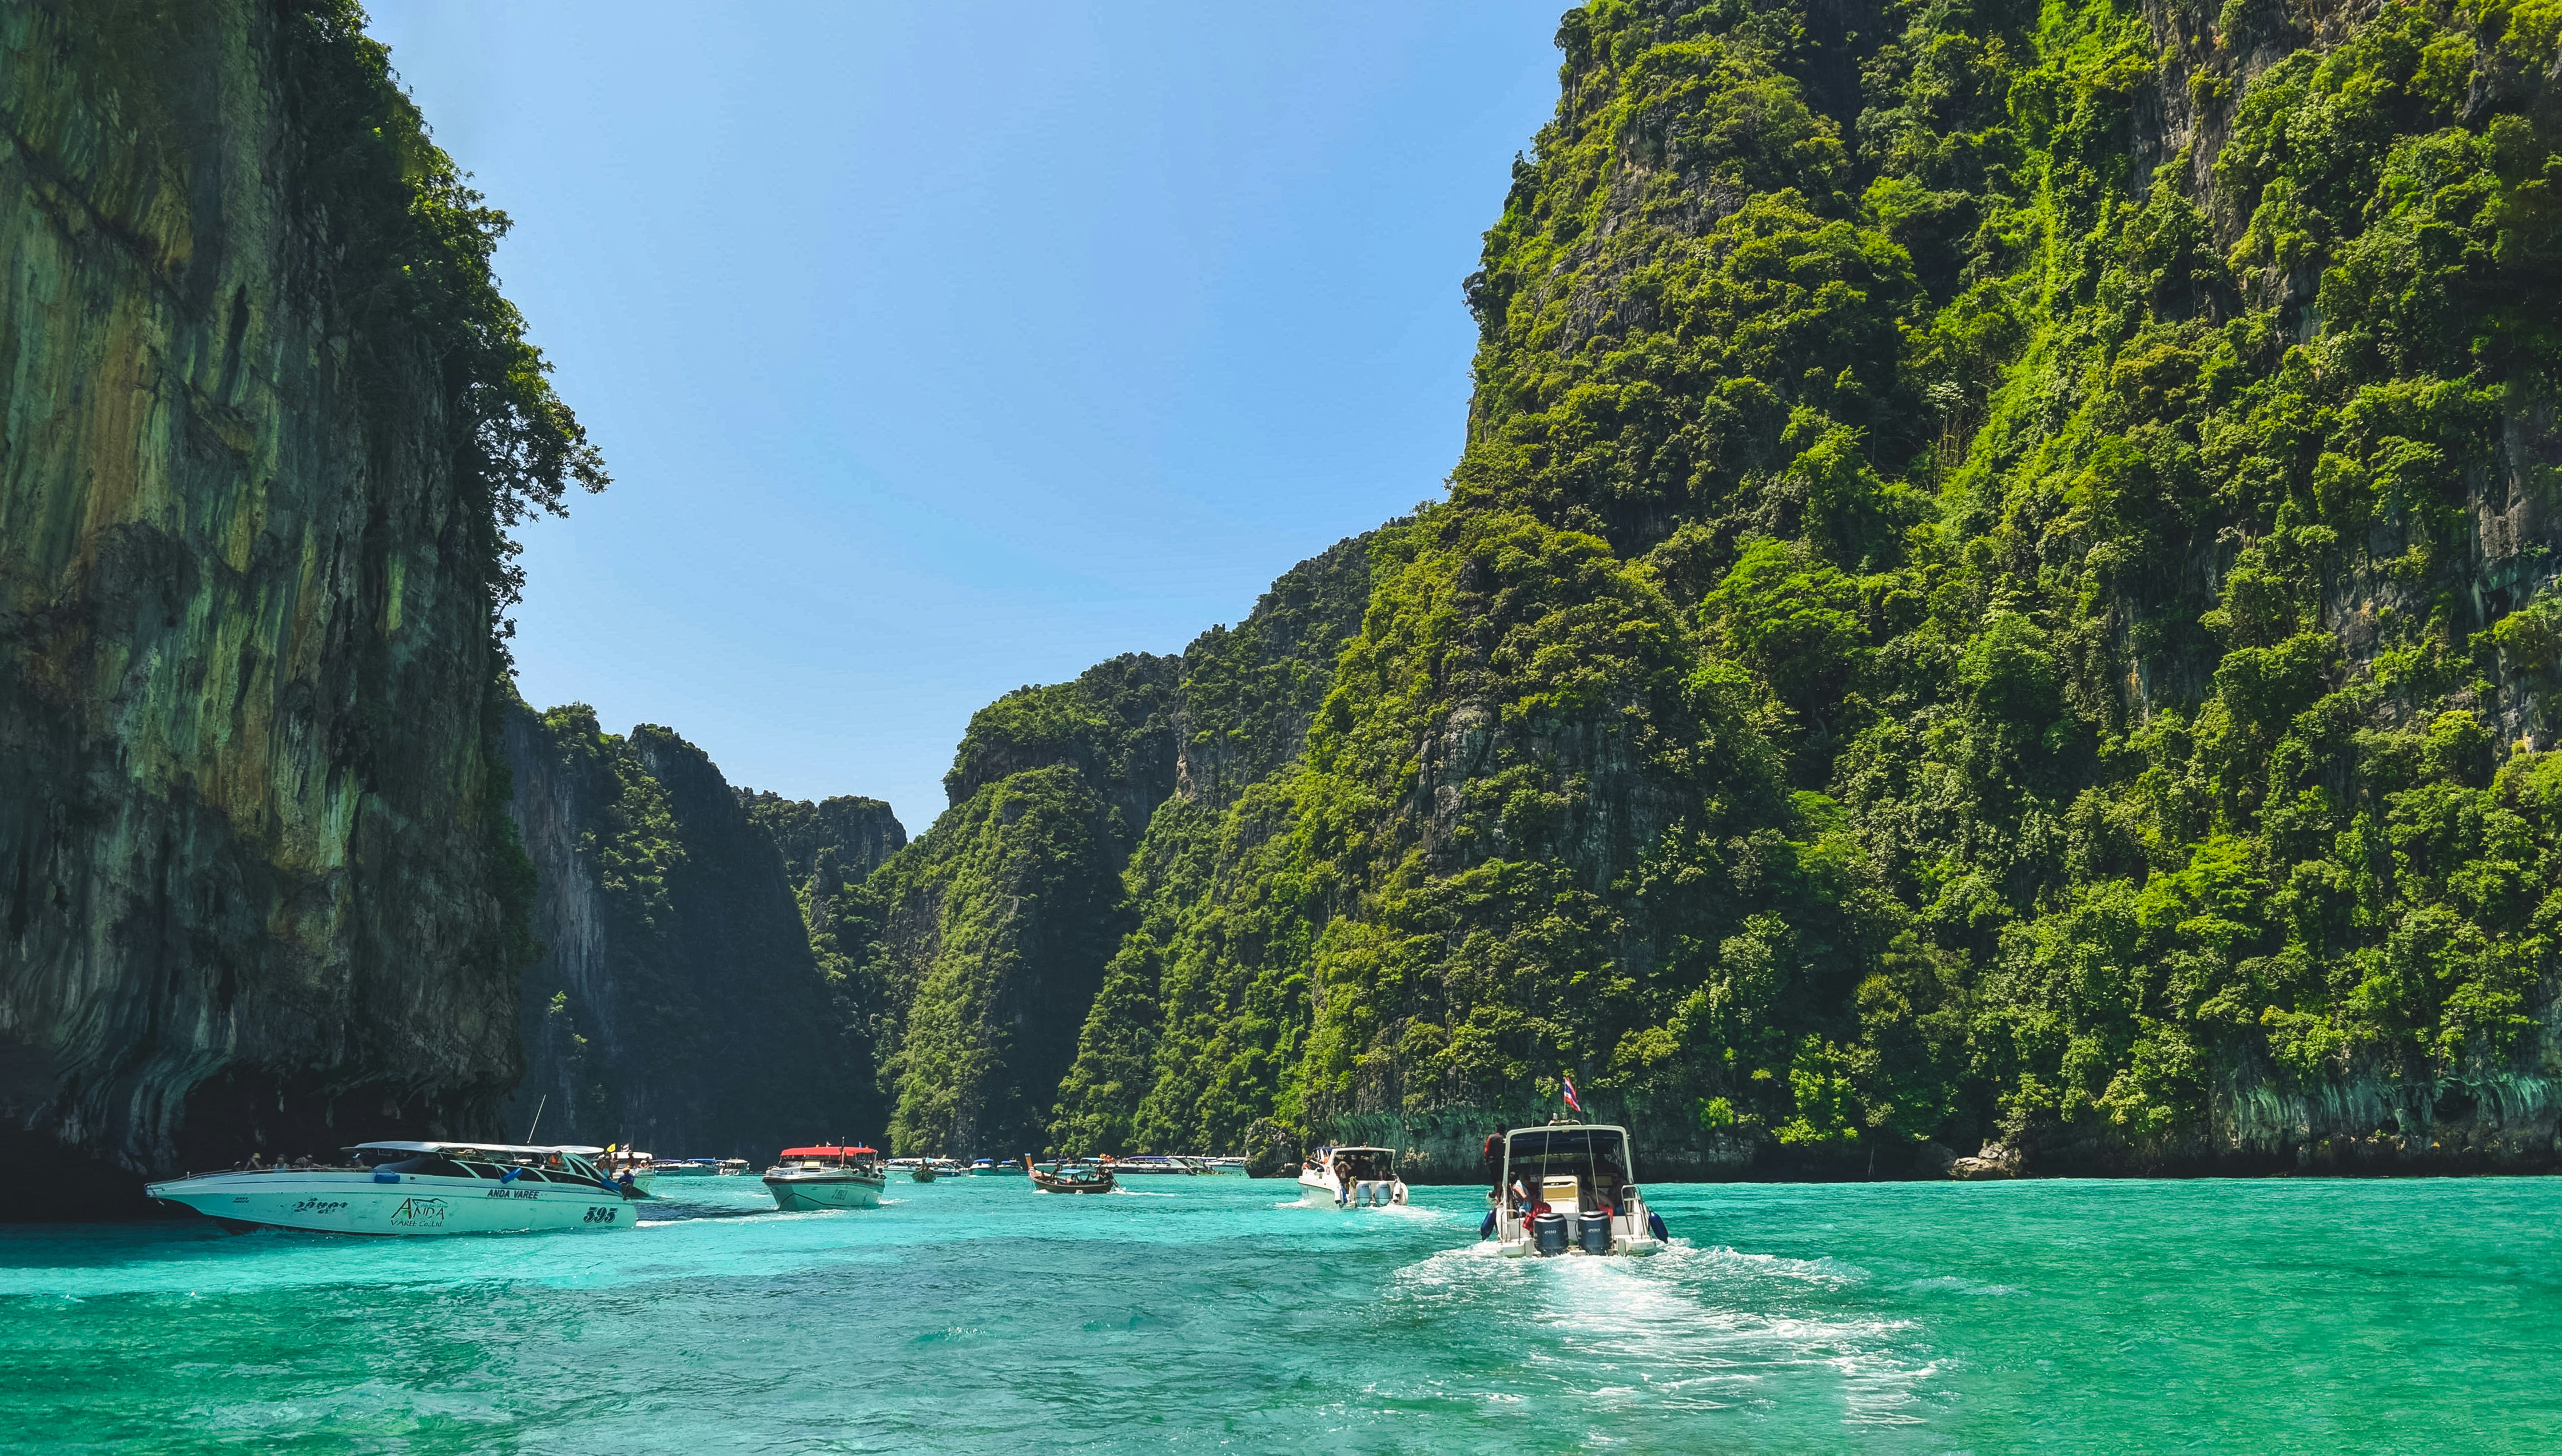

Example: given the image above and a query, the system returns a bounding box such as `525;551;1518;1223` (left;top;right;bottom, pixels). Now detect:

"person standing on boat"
1482;1126;1507;1185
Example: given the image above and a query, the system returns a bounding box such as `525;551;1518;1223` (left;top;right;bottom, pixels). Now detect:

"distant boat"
1299;1145;1408;1207
967;1159;1023;1176
1024;1156;1115;1194
1108;1155;1203;1175
763;1145;887;1211
1196;1156;1247;1175
910;1159;965;1183
1482;1123;1664;1256
144;1141;639;1235
650;1158;719;1179
715;1159;750;1176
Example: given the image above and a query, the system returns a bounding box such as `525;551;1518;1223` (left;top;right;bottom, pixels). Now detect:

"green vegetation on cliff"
857;543;1375;1157
283;1;606;621
0;0;604;1198
868;0;2562;1174
503;706;876;1153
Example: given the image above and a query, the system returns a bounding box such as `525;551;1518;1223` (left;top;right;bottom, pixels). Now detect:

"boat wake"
1381;1240;1940;1427
1371;1199;1457;1224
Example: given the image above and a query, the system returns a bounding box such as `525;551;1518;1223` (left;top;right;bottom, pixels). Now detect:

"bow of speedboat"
761;1147;888;1210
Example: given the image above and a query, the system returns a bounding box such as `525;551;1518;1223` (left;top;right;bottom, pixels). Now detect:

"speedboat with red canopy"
762;1144;886;1211
1481;1123;1665;1256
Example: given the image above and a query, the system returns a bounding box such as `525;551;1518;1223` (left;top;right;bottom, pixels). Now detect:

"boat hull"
1487;1206;1663;1257
1297;1172;1409;1207
145;1170;634;1236
1028;1171;1116;1194
764;1174;885;1211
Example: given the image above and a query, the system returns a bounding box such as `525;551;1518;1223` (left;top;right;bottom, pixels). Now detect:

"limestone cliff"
501;705;883;1155
866;539;1377;1158
739;790;905;889
0;0;598;1214
909;0;2562;1182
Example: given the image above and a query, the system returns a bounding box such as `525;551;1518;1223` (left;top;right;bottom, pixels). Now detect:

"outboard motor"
1533;1210;1570;1256
1578;1212;1612;1255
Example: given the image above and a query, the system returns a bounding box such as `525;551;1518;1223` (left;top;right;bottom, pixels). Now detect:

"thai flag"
1562;1072;1582;1115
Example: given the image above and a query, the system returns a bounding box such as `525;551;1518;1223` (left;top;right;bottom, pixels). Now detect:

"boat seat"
1541;1175;1581;1217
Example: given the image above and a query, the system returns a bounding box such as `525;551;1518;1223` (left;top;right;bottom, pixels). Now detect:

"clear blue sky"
365;3;1566;833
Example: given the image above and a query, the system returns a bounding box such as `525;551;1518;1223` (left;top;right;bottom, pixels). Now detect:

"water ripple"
2;1176;2557;1451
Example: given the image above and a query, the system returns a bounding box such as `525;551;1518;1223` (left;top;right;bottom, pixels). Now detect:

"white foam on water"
1380;1235;1939;1428
1901;1274;2022;1297
1657;1242;1873;1287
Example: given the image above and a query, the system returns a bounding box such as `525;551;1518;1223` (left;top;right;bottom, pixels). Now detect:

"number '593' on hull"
145;1142;642;1235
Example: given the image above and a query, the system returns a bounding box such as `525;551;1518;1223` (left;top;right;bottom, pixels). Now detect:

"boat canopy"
1501;1125;1636;1198
348;1141;605;1157
1503;1125;1632;1162
779;1145;876;1159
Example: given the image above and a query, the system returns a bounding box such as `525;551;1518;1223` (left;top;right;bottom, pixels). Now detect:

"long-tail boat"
1023;1155;1115;1194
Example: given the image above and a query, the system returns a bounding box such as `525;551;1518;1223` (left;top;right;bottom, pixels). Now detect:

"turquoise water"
4;1174;2558;1453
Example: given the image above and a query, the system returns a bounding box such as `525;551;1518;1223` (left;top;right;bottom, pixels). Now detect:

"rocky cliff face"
0;0;596;1215
502;705;884;1155
864;539;1376;1158
739;790;905;889
897;0;2562;1181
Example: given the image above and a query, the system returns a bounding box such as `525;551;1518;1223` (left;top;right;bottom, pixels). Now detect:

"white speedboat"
716;1159;750;1176
650;1158;719;1179
1110;1155;1202;1176
1298;1145;1407;1207
763;1145;887;1210
144;1142;639;1236
1481;1123;1665;1256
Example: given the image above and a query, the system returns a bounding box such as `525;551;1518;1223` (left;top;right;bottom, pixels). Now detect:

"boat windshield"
1503;1127;1632;1210
375;1155;476;1180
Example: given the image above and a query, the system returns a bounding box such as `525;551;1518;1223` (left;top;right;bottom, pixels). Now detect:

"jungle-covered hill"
855;0;2562;1179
